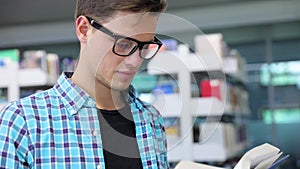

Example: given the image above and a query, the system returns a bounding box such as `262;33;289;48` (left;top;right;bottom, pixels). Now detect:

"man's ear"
76;16;91;43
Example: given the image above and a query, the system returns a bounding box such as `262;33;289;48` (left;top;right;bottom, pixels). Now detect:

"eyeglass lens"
114;38;160;59
140;44;160;59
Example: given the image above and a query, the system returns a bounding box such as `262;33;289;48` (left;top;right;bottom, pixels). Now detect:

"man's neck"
94;83;126;110
70;69;126;110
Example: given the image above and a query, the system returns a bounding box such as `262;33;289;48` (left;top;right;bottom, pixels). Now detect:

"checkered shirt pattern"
0;72;169;169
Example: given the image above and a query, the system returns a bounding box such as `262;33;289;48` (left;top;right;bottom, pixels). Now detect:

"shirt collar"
54;72;139;117
53;72;95;117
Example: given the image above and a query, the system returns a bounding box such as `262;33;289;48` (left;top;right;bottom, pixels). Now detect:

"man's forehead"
105;12;158;35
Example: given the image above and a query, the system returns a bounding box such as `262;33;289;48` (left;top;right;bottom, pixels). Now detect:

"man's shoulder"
134;97;164;121
19;87;59;106
129;85;164;123
1;87;59;117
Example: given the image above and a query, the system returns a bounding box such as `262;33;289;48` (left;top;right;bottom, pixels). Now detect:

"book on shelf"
46;53;60;84
174;143;289;169
0;49;19;63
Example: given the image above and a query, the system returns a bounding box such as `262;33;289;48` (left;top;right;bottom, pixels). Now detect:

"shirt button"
92;130;99;136
70;110;76;114
97;165;102;169
88;101;93;106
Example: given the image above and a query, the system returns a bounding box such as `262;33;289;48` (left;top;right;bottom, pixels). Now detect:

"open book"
175;143;289;169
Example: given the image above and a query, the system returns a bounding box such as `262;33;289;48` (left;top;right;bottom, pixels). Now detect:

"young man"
0;0;168;168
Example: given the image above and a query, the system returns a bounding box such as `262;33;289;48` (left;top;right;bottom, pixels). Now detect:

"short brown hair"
75;0;168;22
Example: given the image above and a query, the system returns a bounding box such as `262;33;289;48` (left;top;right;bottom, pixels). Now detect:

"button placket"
88;101;93;107
92;129;99;137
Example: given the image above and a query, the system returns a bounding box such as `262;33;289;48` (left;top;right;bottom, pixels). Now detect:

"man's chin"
110;79;132;91
110;84;130;92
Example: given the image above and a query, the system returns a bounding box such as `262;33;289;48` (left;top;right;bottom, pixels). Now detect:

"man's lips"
117;71;136;79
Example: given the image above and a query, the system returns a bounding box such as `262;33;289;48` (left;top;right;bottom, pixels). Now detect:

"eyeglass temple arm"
85;16;115;37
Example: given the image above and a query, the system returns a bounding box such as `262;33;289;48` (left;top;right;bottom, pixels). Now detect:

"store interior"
0;0;300;168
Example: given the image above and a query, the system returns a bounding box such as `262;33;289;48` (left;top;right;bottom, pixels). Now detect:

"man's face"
85;12;158;91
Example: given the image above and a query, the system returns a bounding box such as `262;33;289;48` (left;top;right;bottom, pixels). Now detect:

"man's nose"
124;50;143;68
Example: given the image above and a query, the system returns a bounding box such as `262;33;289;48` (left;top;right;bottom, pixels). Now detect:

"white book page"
174;143;282;169
234;143;280;169
254;152;282;169
174;161;225;169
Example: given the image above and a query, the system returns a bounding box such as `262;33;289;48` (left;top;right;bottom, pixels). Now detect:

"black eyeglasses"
86;16;162;60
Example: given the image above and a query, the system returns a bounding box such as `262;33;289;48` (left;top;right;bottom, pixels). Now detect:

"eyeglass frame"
85;16;163;60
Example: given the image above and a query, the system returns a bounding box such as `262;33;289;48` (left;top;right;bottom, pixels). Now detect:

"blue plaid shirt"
0;72;169;169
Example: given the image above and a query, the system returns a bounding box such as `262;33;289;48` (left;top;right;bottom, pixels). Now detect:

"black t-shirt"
97;104;143;169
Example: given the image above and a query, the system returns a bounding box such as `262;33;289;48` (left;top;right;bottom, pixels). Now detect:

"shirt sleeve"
156;114;170;169
147;104;170;169
0;103;32;168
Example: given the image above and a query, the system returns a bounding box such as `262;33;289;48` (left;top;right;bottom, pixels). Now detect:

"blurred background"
0;0;299;168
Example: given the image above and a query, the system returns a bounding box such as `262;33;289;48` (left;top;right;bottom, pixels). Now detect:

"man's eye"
117;42;132;50
116;38;136;50
143;44;150;49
